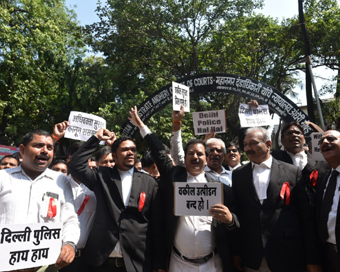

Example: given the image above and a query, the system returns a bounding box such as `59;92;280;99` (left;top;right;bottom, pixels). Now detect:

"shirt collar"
118;167;134;176
251;155;272;169
13;165;54;181
287;150;306;158
204;165;230;174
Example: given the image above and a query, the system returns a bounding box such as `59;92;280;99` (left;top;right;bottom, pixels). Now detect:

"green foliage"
0;0;84;145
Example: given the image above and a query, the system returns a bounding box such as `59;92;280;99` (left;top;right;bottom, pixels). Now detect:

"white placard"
238;104;272;127
310;132;326;162
0;223;62;271
192;110;226;135
65;111;106;143
172;82;190;112
174;183;223;216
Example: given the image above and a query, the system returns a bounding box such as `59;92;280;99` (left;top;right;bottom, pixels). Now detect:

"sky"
64;0;336;105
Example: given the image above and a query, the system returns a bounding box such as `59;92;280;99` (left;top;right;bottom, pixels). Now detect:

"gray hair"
206;138;226;154
245;127;271;142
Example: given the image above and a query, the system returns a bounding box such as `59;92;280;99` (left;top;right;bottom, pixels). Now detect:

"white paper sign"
238;104;272;127
310;132;326;162
192;110;226;135
172;82;190;112
65;111;106;143
174;183;223;216
0;223;62;271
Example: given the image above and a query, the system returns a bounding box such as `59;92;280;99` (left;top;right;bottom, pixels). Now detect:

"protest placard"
0;223;62;271
238;104;272;127
172;82;190;112
310;132;326;162
192;110;226;135
65;111;106;143
174;183;223;216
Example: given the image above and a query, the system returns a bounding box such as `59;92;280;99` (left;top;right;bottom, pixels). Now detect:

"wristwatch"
63;241;77;253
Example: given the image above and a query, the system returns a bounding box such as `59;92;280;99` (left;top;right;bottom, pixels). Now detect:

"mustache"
321;144;333;152
245;150;255;155
35;154;50;160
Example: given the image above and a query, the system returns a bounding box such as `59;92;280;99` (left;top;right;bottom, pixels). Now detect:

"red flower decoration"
310;170;318;187
47;198;57;218
138;192;146;212
280;182;290;205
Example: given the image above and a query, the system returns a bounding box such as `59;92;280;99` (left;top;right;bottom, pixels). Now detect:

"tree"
0;0;84;145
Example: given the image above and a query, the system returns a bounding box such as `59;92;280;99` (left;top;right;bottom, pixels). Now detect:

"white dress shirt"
109;167;134;258
251;156;273;204
229;163;241;171
0;166;80;244
170;172;222;272
140;126;222;271
325;166;340;245
68;175;96;249
170;130;186;167
287;150;307;171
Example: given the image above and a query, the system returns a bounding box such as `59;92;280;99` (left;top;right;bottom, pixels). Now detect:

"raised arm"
67;128;116;190
129;106;175;178
170;105;185;166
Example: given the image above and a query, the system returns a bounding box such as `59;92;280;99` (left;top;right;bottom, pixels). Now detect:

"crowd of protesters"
1;103;340;272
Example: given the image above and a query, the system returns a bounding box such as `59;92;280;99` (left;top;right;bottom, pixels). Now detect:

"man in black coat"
68;128;164;272
232;126;320;272
271;122;328;203
128;106;239;272
316;130;340;271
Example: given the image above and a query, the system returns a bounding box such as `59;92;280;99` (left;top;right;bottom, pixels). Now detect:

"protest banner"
65;111;106;143
238;103;272;127
192;110;226;135
172;81;190;112
0;223;62;271
0;145;19;160
174;182;222;216
310;132;326;162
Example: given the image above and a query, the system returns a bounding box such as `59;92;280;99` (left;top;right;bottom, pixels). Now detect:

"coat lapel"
127;170;144;209
263;159;282;207
243;163;262;205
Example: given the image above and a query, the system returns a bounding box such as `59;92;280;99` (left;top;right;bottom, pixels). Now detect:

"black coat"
68;136;164;271
232;158;316;272
144;132;239;271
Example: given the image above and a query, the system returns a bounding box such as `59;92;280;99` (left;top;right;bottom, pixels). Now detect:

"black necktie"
318;170;339;242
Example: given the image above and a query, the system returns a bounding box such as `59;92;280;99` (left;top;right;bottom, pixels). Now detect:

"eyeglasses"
226;149;238;154
284;130;302;137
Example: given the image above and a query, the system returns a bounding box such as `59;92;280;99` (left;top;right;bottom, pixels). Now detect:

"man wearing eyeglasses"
224;142;242;171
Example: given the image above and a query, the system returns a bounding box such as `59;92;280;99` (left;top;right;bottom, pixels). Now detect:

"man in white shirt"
170;105;232;186
232;127;320;272
129;106;239;272
50;121;98;272
317;130;340;271
0;129;80;271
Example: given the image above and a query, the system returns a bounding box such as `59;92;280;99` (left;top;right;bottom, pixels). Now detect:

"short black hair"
49;159;67;169
281;122;304;138
22;129;52;146
95;146;112;162
225;142;241;153
0;154;19;165
141;151;154;168
67;142;83;157
183;139;206;156
111;136;135;153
